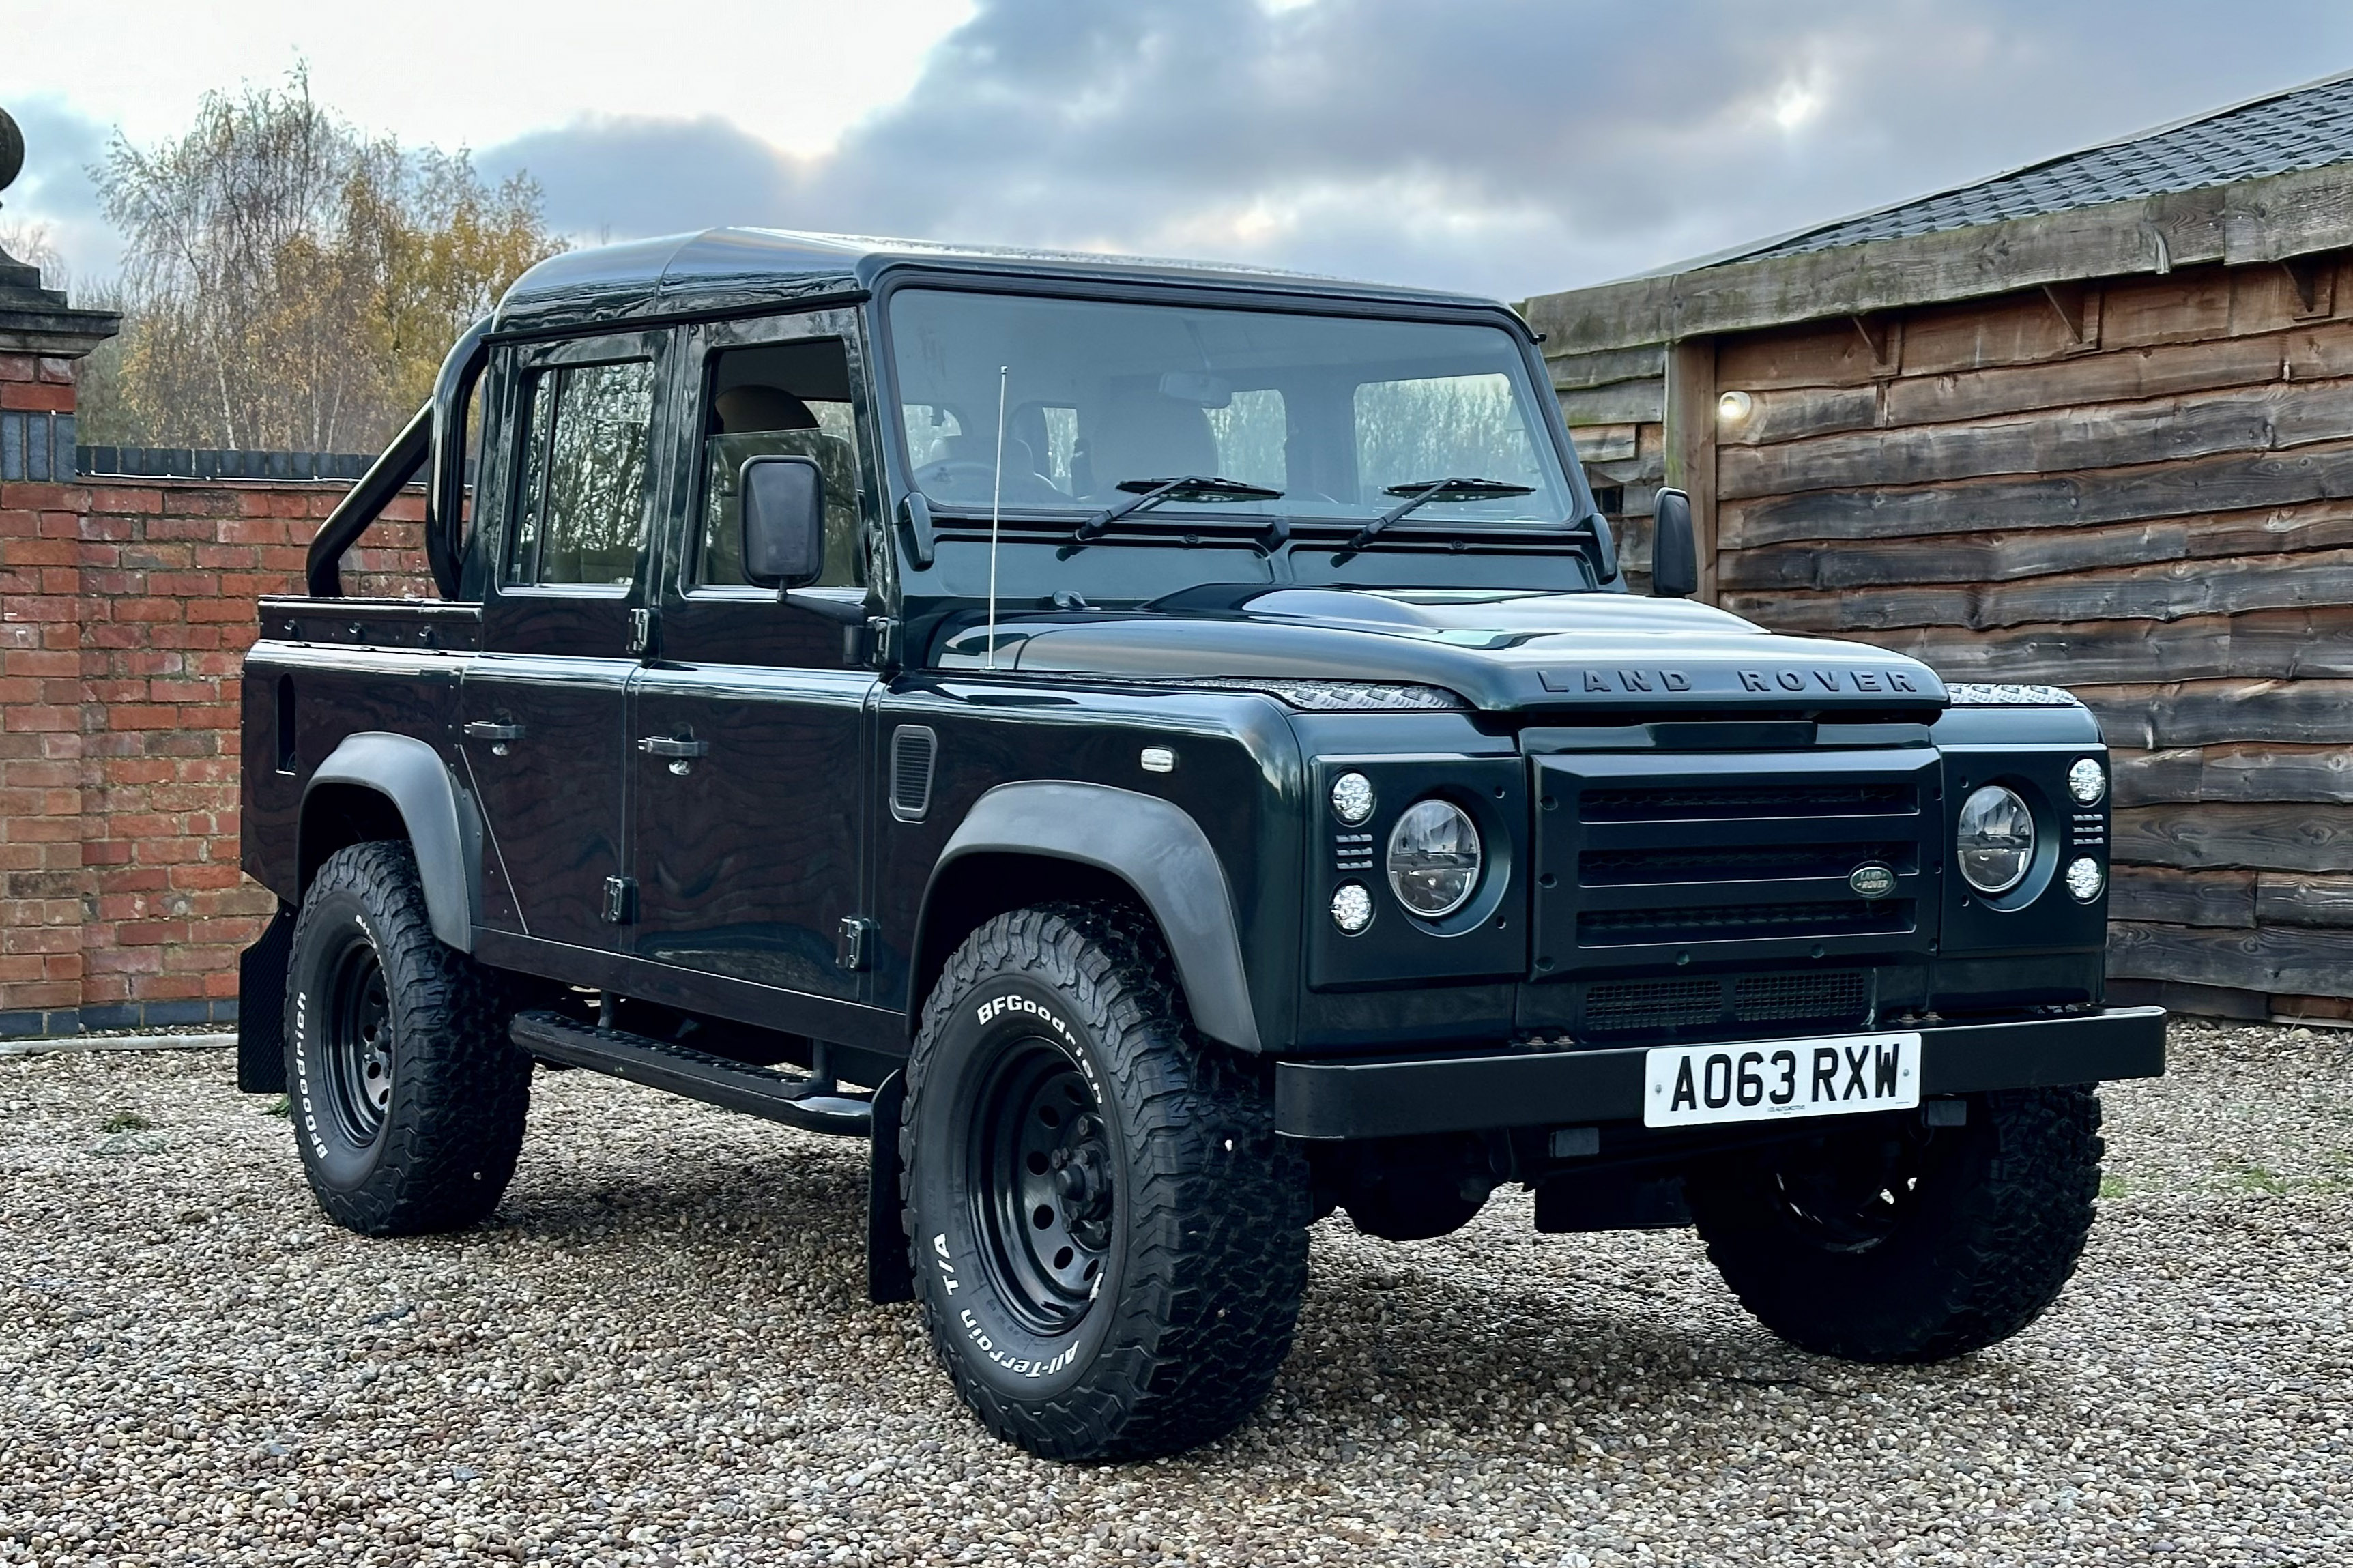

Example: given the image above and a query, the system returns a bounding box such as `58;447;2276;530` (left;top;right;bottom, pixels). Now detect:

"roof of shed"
1707;69;2353;267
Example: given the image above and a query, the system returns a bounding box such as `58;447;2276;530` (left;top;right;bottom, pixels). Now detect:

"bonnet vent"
891;725;938;822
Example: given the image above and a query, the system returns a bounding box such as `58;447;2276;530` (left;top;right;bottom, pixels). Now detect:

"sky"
8;0;2353;305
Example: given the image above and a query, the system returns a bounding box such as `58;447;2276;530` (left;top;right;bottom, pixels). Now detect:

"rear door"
459;329;676;950
626;309;878;1006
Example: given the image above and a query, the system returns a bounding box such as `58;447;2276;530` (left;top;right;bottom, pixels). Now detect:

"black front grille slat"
1734;970;1868;1023
1585;978;1720;1031
1578;899;1913;947
1580;841;1914;886
1579;782;1915;822
1573;968;1872;1041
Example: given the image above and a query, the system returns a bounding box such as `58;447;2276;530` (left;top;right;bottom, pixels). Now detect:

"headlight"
2067;757;2107;806
1387;799;1482;917
1957;785;2035;895
2065;857;2105;903
1330;772;1375;826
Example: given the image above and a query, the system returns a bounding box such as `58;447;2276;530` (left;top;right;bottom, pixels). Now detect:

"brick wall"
0;350;429;1036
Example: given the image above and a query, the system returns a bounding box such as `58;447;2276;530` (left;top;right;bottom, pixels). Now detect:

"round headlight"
1330;772;1376;826
1957;785;2036;895
1331;881;1374;933
2065;856;2105;903
2067;757;2107;807
1387;799;1482;918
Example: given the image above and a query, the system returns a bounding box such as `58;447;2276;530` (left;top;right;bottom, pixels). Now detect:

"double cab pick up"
239;230;2166;1460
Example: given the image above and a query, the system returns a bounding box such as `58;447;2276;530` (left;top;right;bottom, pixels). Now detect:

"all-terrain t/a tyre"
1684;1087;2103;1362
283;840;530;1236
901;903;1310;1460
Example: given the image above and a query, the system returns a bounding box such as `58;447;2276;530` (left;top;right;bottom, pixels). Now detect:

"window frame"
497;330;676;601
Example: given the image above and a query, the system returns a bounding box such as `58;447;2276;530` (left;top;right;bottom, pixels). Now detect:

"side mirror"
1651;487;1699;598
742;455;826;588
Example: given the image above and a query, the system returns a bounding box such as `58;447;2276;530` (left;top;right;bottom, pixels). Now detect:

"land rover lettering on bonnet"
236;229;2165;1462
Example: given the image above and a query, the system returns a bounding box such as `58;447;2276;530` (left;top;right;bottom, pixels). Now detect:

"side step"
510;1009;871;1138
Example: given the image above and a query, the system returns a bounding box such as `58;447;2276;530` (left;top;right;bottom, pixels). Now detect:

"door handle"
637;736;710;759
464;721;525;741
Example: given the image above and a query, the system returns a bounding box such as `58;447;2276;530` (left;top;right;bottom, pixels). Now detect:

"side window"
697;338;865;590
507;359;656;587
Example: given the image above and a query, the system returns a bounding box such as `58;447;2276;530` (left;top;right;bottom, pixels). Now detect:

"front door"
627;310;878;1005
460;329;675;950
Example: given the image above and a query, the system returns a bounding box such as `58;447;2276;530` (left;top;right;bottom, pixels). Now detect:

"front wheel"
901;903;1309;1460
1684;1087;2103;1362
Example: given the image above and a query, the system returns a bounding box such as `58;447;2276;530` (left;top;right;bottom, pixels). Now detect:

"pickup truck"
238;229;2166;1460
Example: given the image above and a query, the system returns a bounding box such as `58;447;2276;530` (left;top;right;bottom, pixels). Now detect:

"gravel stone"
1;1016;2345;1565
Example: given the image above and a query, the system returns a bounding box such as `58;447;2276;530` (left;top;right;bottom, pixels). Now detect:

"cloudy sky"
8;0;2353;304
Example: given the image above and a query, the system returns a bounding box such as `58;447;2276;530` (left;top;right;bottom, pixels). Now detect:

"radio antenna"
985;364;1009;670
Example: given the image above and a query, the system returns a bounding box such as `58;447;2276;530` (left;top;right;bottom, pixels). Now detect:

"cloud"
0;95;121;283
475;115;804;243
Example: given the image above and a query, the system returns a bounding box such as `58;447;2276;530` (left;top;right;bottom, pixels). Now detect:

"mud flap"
236;904;296;1094
866;1070;914;1303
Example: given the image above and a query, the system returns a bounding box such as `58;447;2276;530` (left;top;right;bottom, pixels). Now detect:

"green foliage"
100;1110;156;1133
79;67;564;452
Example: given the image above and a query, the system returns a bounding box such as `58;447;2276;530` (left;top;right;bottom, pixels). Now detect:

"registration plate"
1642;1032;1922;1129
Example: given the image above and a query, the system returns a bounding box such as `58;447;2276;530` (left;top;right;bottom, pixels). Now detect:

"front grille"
1580;841;1914;885
1575;969;1871;1042
1579;899;1913;946
1580;782;1914;822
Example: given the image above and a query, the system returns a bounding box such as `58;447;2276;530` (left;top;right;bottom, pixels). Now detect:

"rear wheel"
901;903;1309;1460
284;840;529;1236
1684;1087;2103;1361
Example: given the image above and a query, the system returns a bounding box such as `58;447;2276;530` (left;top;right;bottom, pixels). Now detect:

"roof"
494;228;1503;334
1706;68;2353;267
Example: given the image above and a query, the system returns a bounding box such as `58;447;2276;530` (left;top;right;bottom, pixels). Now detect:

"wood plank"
1557;381;1664;426
1720;436;2353;547
1664;338;1718;602
2255;872;2353;927
1720;498;2353;591
2076;680;2353;750
2105;976;2272;1021
1726;545;2353;631
1719;383;1881;446
1894;289;2100;378
1570;423;1638;462
1544;343;1666;391
1720;377;2353;500
1874;321;2353;431
2111;802;2353;873
2113;744;2353;807
2109;866;2255;927
1520;164;2353;357
1714;320;1891;392
2107;918;2353;997
1810;608;2353;685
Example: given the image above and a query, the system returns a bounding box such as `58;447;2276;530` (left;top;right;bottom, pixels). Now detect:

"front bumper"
1273;1005;2165;1140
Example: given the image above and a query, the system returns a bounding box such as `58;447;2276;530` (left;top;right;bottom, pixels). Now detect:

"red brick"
0;381;73;412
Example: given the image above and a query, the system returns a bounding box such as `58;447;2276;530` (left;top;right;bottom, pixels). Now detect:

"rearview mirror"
1651;487;1698;598
742;455;826;588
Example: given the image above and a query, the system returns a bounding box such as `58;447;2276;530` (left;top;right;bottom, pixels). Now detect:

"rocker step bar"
510;1009;871;1138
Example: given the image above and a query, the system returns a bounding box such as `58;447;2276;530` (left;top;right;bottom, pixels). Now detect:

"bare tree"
83;68;562;452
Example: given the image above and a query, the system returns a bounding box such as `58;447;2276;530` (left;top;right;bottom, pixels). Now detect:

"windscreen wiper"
1338;476;1538;556
1074;475;1284;545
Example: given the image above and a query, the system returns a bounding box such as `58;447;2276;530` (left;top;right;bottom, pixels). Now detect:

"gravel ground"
2;1017;2346;1567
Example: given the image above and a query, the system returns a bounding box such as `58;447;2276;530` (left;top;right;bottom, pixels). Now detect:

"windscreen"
886;289;1574;529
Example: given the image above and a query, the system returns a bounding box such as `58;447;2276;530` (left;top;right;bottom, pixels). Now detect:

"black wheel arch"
297;732;481;952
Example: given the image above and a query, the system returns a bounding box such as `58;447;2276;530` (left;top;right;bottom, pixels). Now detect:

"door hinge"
627;607;654;656
837;915;876;972
602;876;638;925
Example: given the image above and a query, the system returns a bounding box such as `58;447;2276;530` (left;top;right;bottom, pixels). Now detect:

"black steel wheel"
1685;1088;2104;1362
285;840;529;1236
901;902;1310;1461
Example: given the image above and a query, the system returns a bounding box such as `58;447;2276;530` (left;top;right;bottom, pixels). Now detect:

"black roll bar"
302;403;430;598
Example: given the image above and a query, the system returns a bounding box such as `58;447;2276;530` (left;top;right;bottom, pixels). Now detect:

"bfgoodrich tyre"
283;839;530;1236
901;903;1309;1460
1684;1087;2103;1362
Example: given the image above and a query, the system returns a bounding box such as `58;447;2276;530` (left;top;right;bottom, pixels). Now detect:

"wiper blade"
1075;475;1284;544
1340;477;1538;555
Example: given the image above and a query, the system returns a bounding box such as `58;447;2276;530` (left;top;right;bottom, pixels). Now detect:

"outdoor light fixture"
1331;882;1374;933
1330;771;1375;826
1957;785;2036;895
1716;389;1754;424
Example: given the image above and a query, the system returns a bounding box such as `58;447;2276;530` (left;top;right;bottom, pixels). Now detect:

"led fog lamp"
1387;798;1482;918
1330;772;1376;826
2065;856;2105;903
1957;785;2036;895
1331;881;1374;933
2068;757;2107;806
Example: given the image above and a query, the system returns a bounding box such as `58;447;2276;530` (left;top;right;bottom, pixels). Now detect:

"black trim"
511;1008;871;1136
1271;1006;2167;1139
235;904;297;1093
